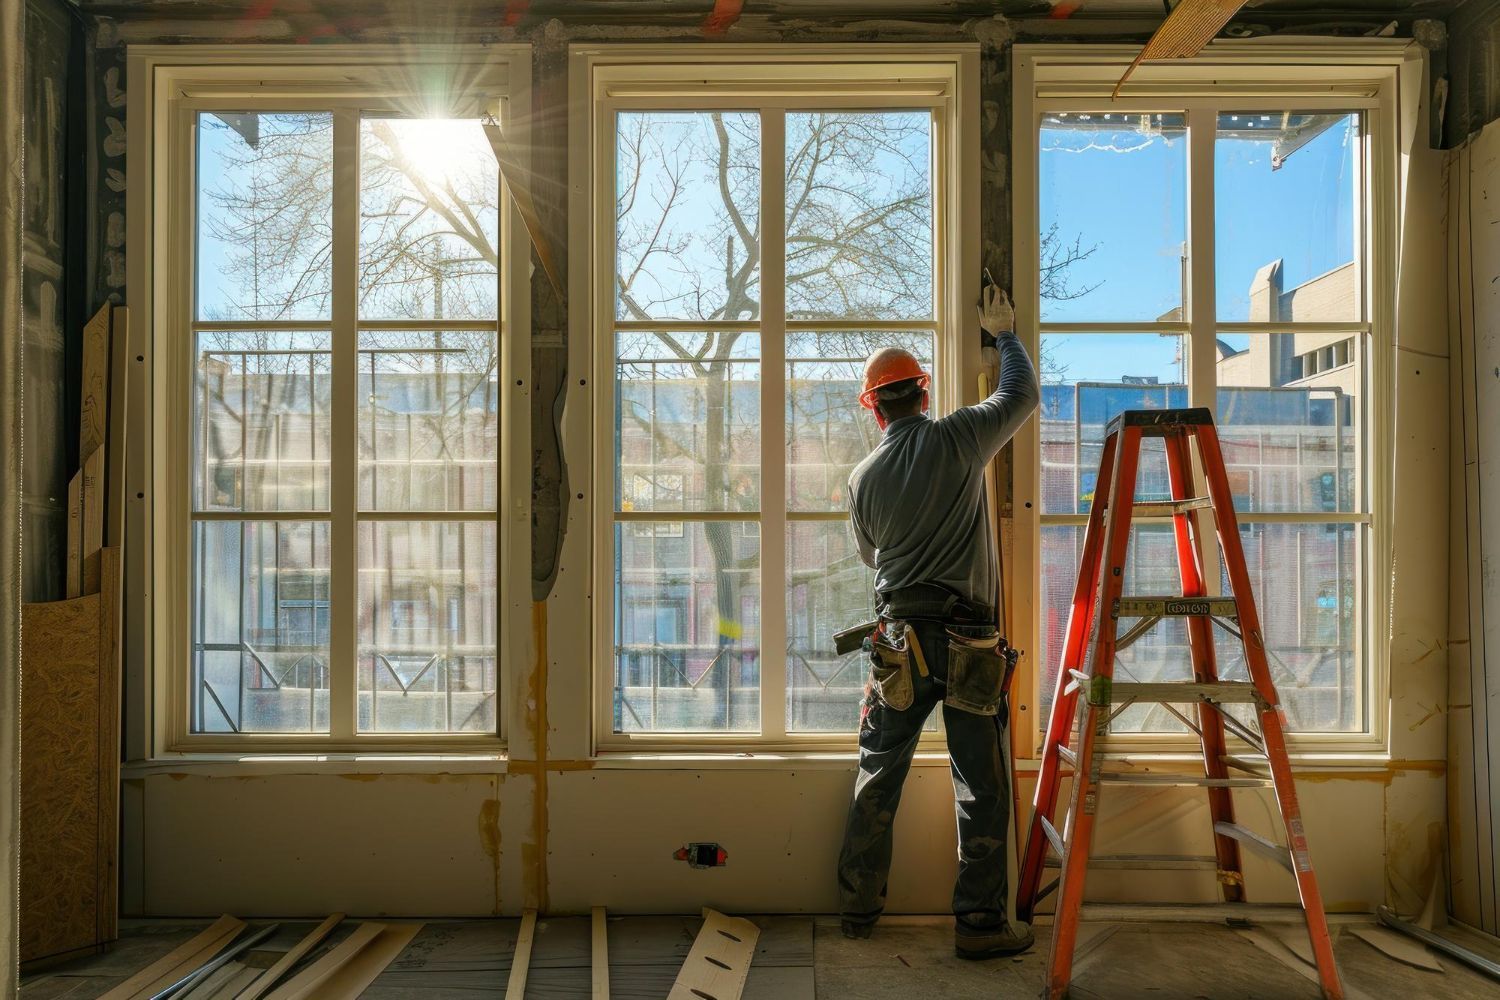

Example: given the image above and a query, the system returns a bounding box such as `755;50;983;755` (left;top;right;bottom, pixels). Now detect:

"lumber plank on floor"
666;910;760;1000
97;915;244;1000
504;910;537;1000
263;922;384;1000
592;907;609;1000
237;913;344;1000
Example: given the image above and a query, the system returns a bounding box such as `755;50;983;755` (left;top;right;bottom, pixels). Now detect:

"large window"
142;49;529;749
1015;49;1391;746
590;54;977;744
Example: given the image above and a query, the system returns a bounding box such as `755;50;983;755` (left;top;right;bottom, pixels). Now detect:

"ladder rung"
1214;821;1295;873
1115;596;1238;619
1097;772;1273;788
1056;745;1077;767
1107;681;1262;705
1130;497;1214;515
1046;854;1221;871
1040;815;1066;859
1079;902;1339;924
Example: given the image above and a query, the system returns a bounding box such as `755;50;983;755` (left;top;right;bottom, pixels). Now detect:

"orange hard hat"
859;348;929;409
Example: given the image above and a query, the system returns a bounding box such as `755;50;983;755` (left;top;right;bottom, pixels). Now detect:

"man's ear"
920;388;931;414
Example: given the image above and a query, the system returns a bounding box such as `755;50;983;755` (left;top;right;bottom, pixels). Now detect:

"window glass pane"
357;521;497;734
787;331;933;513
195;330;331;512
1216;112;1360;323
197;112;333;322
1216;332;1362;514
192;520;330;733
358;330;499;512
1038;112;1186;323
616;112;761;322
785;111;933;321
1039;333;1186;515
614;521;761;733
1214;522;1360;733
359;117;499;321
1038;523;1191;732
786;521;871;733
616;332;760;513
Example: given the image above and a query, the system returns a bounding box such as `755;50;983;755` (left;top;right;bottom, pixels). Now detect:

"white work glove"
978;285;1014;336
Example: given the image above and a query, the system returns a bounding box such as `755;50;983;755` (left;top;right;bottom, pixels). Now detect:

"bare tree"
196;109;1097;727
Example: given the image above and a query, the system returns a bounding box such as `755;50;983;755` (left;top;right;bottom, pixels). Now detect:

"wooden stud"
80;303;111;459
66;470;81;598
80;446;104;595
667;909;760;1000
106;306;130;550
591;906;609;1000
97;915;245;1000
505;909;538;1000
236;913;345;1000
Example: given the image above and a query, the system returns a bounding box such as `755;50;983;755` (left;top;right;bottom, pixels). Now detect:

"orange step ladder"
1015;407;1343;1000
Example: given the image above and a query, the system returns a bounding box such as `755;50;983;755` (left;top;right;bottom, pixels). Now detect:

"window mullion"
1186;106;1222;594
330;108;360;739
760;108;788;740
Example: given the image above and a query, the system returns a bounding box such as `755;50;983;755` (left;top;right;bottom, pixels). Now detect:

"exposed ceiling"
74;0;1470;34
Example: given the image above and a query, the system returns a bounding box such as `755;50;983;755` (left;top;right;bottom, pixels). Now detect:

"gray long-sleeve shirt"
848;332;1040;613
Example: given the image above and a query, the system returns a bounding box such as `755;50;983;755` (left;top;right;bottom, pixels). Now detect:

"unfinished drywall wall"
21;0;75;603
1446;115;1500;936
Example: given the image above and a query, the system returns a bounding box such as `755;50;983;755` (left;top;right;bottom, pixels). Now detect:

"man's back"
848;334;1039;614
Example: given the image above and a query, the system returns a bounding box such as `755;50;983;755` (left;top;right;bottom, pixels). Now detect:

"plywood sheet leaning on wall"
20;545;123;965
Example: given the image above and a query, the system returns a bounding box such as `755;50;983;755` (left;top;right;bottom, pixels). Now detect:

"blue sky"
1039;112;1357;382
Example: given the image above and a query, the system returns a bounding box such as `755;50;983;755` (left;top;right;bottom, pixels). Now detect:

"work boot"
954;920;1034;960
840;919;875;940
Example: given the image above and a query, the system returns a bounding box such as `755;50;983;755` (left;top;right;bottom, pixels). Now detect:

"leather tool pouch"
869;626;915;712
944;630;1007;716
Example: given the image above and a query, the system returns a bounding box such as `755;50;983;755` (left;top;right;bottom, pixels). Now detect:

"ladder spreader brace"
1016;407;1344;1000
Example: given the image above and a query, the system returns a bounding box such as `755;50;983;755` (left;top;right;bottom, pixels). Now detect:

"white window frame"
570;45;981;752
125;45;533;755
1011;42;1404;756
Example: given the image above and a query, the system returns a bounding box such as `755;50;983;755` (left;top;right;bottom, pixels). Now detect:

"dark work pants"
836;620;1011;933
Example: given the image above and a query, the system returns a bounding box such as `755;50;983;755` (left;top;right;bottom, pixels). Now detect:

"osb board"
141;773;502;916
20;546;121;963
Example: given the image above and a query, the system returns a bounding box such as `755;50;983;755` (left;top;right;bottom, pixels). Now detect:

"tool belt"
876;582;994;626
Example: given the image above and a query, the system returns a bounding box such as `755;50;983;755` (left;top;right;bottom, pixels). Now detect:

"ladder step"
1130;497;1215;515
1056;745;1077;767
1097;772;1273;788
1115;596;1238;619
1040;816;1066;859
1107;681;1262;705
1045;854;1221;871
1214;821;1295;874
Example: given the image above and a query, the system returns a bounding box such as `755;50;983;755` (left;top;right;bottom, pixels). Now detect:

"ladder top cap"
1106;407;1215;436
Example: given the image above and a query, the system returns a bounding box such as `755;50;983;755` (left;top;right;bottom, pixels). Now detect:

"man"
836;285;1040;960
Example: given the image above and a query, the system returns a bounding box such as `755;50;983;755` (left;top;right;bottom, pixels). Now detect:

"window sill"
123;753;509;778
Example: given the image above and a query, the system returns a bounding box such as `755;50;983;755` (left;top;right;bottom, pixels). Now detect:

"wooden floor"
19;913;1500;998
